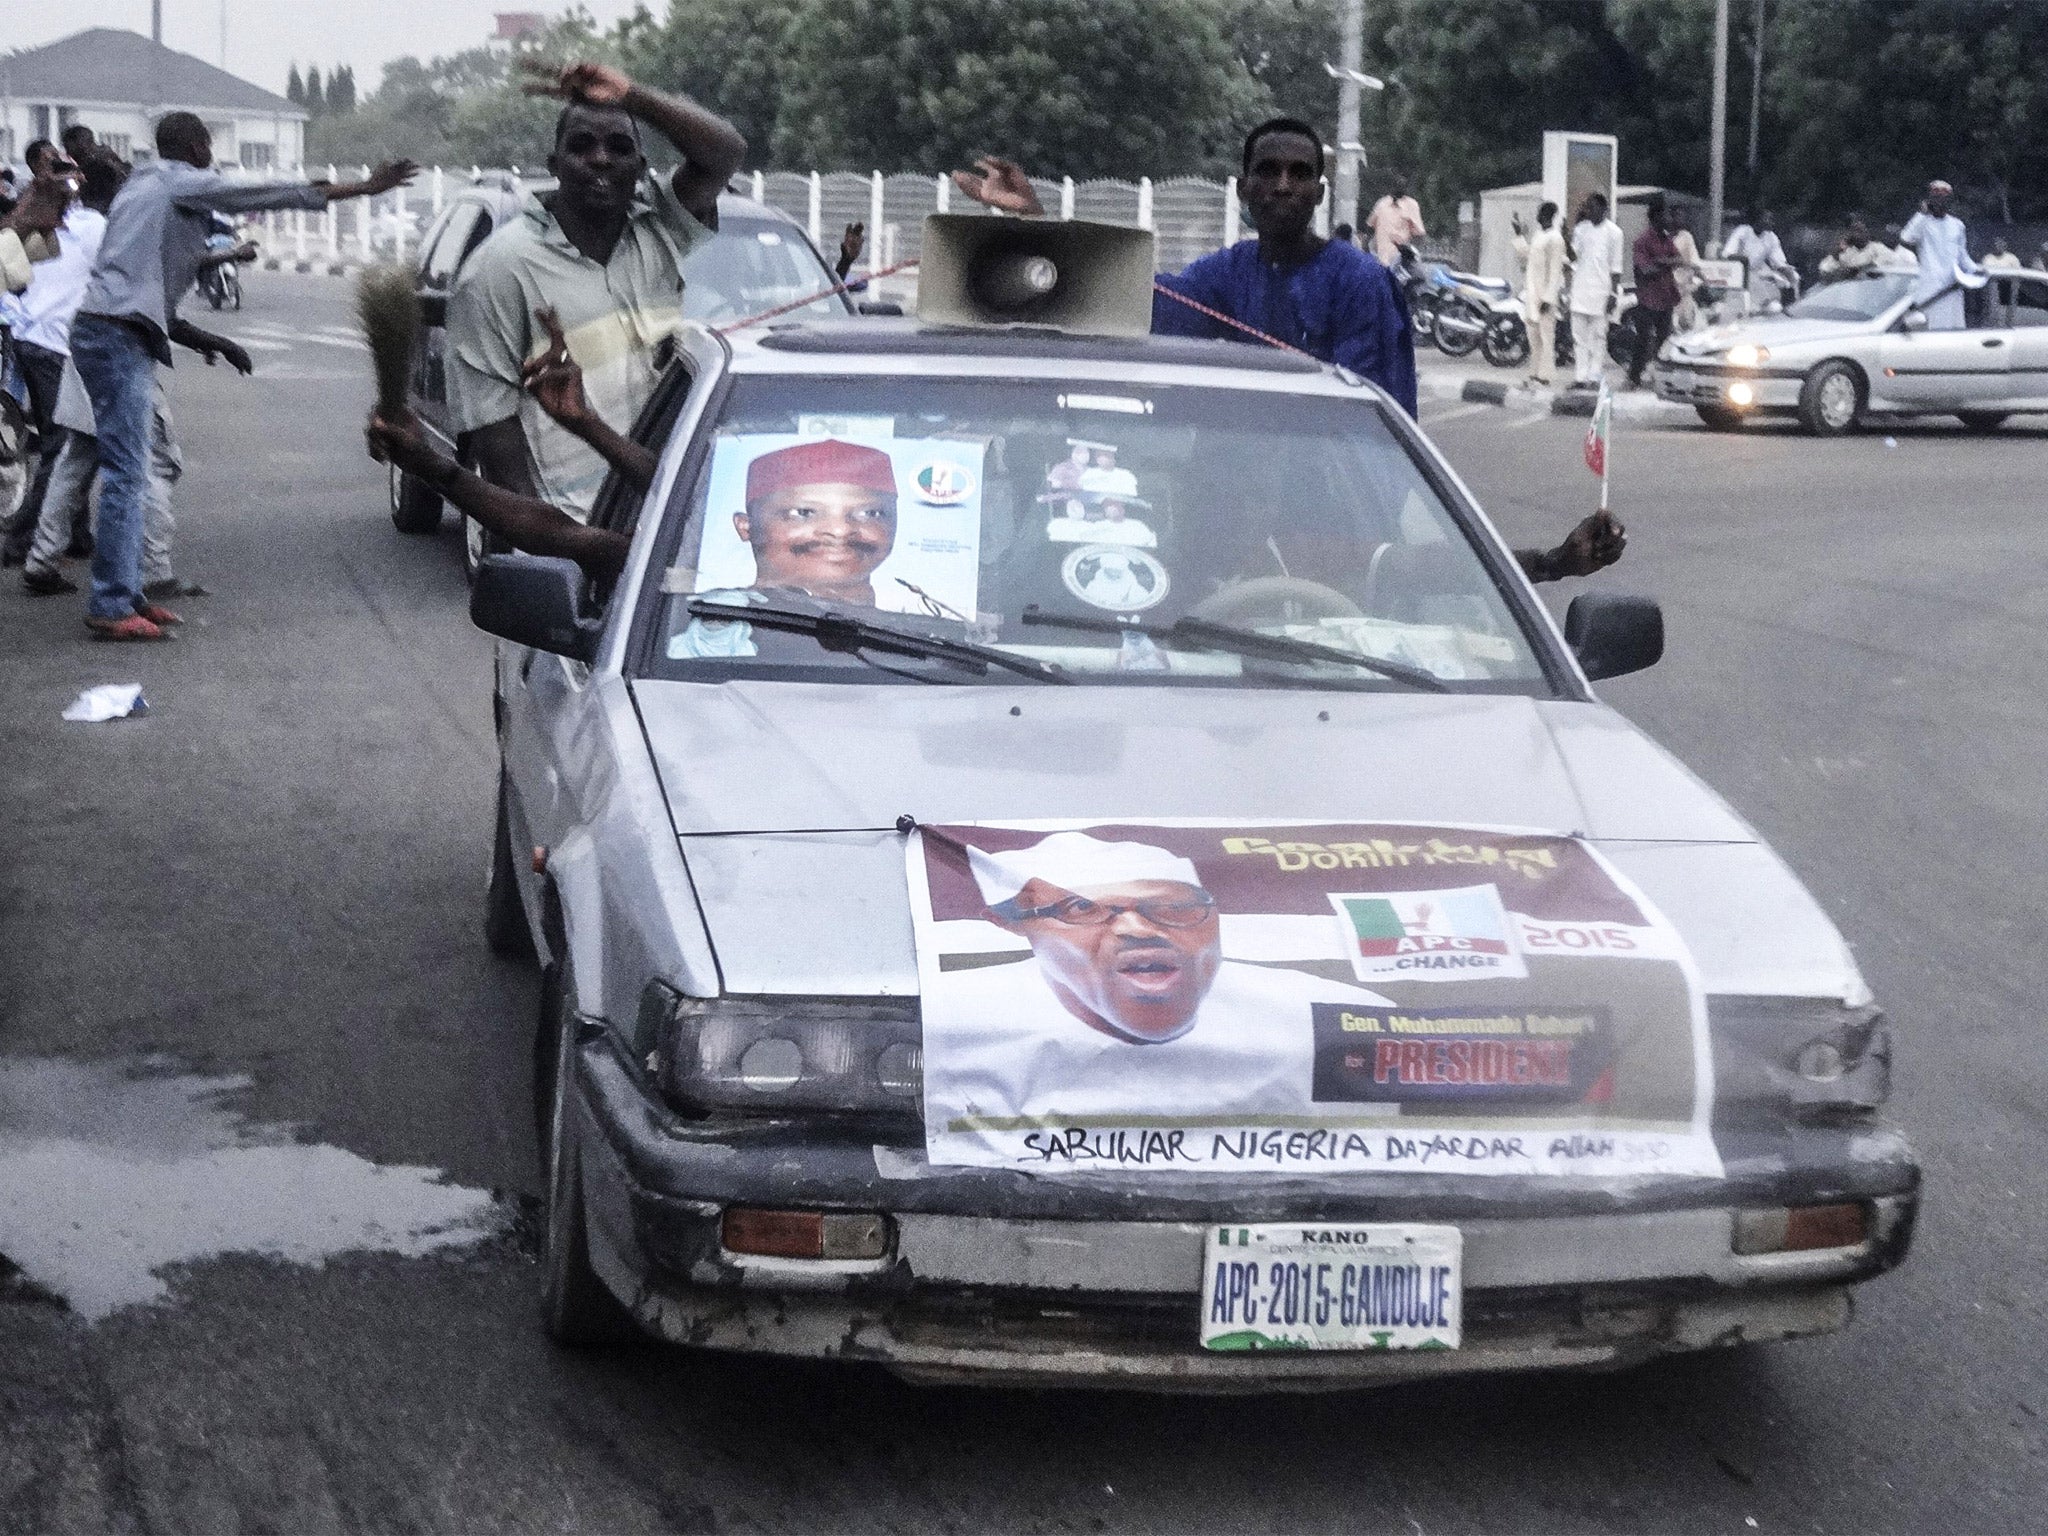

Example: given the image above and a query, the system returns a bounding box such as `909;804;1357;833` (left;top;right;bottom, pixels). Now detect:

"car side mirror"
470;554;601;662
1565;593;1663;681
1899;308;1929;332
857;299;905;316
418;291;448;329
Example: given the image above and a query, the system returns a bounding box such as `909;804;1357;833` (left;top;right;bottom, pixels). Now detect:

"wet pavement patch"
0;1056;504;1320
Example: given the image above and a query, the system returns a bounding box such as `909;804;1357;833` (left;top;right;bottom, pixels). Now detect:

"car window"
680;217;846;325
639;376;1549;693
422;204;484;288
592;358;697;538
1788;271;1913;323
2007;278;2048;328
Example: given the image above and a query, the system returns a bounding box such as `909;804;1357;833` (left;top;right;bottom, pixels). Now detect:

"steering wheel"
1187;577;1363;629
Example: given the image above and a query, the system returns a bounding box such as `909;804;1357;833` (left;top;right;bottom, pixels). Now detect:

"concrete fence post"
807;172;822;244
325;165;339;259
1224;177;1239;246
1137;177;1154;230
1061;177;1075;220
869;171;884;271
294;209;307;264
430;165;444;216
358;166;373;260
934;173;950;213
751;170;765;202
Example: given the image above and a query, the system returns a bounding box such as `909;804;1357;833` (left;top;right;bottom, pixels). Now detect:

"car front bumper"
1653;362;1805;413
570;1034;1919;1389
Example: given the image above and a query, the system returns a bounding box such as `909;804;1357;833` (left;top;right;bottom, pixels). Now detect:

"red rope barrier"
1149;281;1310;356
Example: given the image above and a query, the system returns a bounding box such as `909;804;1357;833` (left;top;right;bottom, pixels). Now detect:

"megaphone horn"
916;214;1158;336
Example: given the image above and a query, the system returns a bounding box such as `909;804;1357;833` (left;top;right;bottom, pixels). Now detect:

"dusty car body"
476;318;1916;1389
1653;265;2048;435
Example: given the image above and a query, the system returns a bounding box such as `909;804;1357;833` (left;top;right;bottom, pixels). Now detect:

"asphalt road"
3;274;2045;1534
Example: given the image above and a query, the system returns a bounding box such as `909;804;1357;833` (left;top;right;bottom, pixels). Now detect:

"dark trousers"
1628;304;1675;386
2;339;86;560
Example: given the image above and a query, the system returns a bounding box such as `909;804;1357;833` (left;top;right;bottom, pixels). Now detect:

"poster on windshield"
690;433;984;621
907;820;1720;1178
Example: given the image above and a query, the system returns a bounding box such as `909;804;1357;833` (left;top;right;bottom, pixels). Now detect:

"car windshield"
681;216;845;324
1789;270;1914;323
639;373;1550;692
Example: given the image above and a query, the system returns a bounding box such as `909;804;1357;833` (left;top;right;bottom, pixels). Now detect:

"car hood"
627;682;1860;1000
629;680;1749;840
1667;314;1874;356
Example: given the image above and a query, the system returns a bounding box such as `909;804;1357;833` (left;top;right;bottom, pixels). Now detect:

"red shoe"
132;602;183;626
85;613;170;642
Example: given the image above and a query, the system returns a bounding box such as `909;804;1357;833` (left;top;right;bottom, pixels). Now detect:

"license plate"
1661;368;1697;393
1199;1223;1462;1352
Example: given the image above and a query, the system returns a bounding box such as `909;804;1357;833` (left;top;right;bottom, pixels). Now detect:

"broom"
354;264;419;419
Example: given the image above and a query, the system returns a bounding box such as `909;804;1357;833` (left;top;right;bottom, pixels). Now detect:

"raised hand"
838;221;866;277
1553;509;1627;577
519;58;634;106
520;306;594;430
950;156;1043;217
363;160;419;196
365;407;435;472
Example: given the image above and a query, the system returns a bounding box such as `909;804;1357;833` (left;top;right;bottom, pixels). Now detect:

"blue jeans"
68;315;158;620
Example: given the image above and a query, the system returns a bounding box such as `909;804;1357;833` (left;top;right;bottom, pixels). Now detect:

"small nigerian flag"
1583;382;1613;478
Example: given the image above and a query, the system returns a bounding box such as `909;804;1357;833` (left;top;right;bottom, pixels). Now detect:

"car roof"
709;318;1377;400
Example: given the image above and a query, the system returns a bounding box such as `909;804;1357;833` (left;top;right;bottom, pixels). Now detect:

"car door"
2001;273;2048;409
1878;279;2013;408
498;359;705;869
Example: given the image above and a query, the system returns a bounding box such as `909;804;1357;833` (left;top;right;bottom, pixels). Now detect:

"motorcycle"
1430;269;1517;359
202;218;244;311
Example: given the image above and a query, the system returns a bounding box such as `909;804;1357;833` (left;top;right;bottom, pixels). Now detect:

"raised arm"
951;157;1045;217
520;305;660;491
520;60;744;225
367;409;631;580
1516;510;1626;583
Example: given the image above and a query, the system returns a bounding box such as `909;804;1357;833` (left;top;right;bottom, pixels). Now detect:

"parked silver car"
1653;266;2048;434
474;317;1915;1388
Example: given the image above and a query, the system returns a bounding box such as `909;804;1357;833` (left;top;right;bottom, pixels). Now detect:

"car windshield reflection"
1789;271;1914;323
642;377;1548;693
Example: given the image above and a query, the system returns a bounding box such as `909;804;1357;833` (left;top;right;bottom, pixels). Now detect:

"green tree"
1219;0;1336;136
616;0;800;164
286;63;305;107
328;65;358;116
770;0;1267;176
304;65;326;117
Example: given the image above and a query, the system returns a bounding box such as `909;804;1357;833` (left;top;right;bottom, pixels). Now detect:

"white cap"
968;831;1203;905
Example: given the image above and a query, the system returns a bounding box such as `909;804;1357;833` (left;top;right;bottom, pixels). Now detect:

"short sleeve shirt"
446;174;712;520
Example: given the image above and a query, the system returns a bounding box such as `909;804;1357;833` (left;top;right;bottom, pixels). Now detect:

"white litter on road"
62;684;147;722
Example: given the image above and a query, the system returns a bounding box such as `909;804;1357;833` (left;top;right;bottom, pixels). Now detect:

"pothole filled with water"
0;1056;505;1320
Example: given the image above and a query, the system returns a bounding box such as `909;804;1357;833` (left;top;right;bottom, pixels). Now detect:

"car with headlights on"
1653;266;2048;435
472;314;1916;1389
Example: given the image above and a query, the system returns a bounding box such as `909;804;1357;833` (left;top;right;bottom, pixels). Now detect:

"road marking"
1507;410;1554;429
1423;402;1493;425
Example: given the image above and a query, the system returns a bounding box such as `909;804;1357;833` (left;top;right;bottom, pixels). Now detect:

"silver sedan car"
1653;266;2048;434
474;318;1915;1388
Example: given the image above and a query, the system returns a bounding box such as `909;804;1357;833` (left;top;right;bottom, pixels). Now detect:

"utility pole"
1708;0;1729;249
152;0;163;45
220;0;229;68
1332;0;1365;233
1745;0;1766;198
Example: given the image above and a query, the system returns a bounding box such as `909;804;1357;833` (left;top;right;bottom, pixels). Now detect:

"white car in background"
1653;267;2048;435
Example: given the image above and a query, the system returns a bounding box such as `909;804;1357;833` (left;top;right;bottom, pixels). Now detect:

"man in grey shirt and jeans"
68;110;411;640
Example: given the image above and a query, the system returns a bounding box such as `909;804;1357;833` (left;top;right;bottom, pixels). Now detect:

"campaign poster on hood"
906;820;1720;1178
690;433;984;621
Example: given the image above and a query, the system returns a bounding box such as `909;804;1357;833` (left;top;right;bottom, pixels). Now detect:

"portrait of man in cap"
928;831;1390;1125
732;437;899;606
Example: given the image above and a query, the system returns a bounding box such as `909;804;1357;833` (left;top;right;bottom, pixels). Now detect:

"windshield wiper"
687;596;1071;684
1020;606;1449;692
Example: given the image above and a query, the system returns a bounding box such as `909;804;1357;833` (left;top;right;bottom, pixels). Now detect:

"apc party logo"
1329;884;1528;984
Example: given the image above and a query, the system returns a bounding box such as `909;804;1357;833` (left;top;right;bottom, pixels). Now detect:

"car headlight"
640;983;922;1120
1725;343;1770;367
1707;996;1890;1129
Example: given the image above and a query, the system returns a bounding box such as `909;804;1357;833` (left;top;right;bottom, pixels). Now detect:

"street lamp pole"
1332;0;1365;232
1708;0;1729;249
